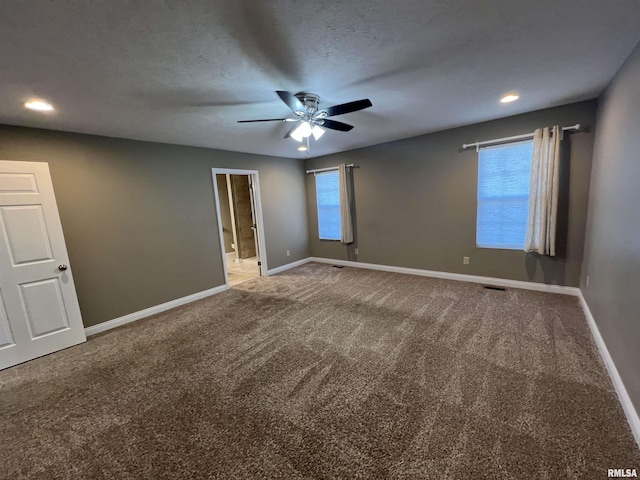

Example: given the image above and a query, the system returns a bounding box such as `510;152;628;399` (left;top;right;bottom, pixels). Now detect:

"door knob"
58;264;68;271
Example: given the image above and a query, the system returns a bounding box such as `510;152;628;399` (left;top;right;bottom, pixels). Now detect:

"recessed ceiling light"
25;100;54;111
297;145;308;151
500;93;520;103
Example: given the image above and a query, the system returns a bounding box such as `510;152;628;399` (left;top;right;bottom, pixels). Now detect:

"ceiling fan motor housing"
294;92;320;116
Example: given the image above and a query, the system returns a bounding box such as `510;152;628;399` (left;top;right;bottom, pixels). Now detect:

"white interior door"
247;175;263;276
0;160;86;370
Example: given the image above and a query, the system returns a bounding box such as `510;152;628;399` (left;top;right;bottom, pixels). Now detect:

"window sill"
476;244;524;251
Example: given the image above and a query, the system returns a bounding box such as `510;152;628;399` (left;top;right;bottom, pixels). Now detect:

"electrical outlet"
463;256;470;265
586;276;590;288
286;250;291;257
354;248;359;255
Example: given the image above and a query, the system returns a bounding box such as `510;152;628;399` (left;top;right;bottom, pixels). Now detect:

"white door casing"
0;160;86;369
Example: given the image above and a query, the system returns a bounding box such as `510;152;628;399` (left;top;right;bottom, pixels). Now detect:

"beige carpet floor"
1;262;638;479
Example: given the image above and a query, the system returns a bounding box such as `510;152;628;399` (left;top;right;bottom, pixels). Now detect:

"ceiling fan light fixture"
290;126;304;142
291;121;313;142
298;122;313;137
311;125;325;141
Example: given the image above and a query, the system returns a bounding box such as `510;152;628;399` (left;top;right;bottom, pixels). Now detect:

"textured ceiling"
1;1;640;159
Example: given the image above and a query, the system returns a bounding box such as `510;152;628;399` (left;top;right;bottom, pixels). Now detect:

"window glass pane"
316;171;341;240
477;199;530;249
476;141;533;249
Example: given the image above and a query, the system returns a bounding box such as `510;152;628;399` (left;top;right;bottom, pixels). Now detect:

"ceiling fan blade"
323;99;372;117
320;119;354;132
276;90;305;114
237;118;289;123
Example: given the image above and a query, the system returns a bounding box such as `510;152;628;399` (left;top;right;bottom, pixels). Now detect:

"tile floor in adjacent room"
227;256;260;286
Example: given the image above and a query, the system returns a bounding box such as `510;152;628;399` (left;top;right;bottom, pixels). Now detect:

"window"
477;141;533;249
315;171;341;240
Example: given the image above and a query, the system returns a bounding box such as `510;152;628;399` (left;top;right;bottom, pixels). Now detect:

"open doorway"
212;169;267;286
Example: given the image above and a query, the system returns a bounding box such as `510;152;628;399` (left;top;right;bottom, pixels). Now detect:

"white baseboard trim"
308;257;580;296
84;284;229;337
266;258;311;276
577;291;640;449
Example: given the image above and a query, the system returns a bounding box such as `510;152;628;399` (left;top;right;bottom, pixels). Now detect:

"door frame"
211;168;268;286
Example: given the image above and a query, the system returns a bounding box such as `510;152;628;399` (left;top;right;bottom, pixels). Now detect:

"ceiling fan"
237;91;372;143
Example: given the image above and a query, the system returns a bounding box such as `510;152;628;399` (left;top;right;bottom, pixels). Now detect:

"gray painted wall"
305;101;597;287
0;125;309;327
581;42;640;413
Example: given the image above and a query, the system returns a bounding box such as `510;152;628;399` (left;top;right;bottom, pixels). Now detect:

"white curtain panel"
339;163;354;244
525;126;560;256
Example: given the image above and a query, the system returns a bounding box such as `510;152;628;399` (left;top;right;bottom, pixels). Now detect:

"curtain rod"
305;163;357;174
461;123;581;151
